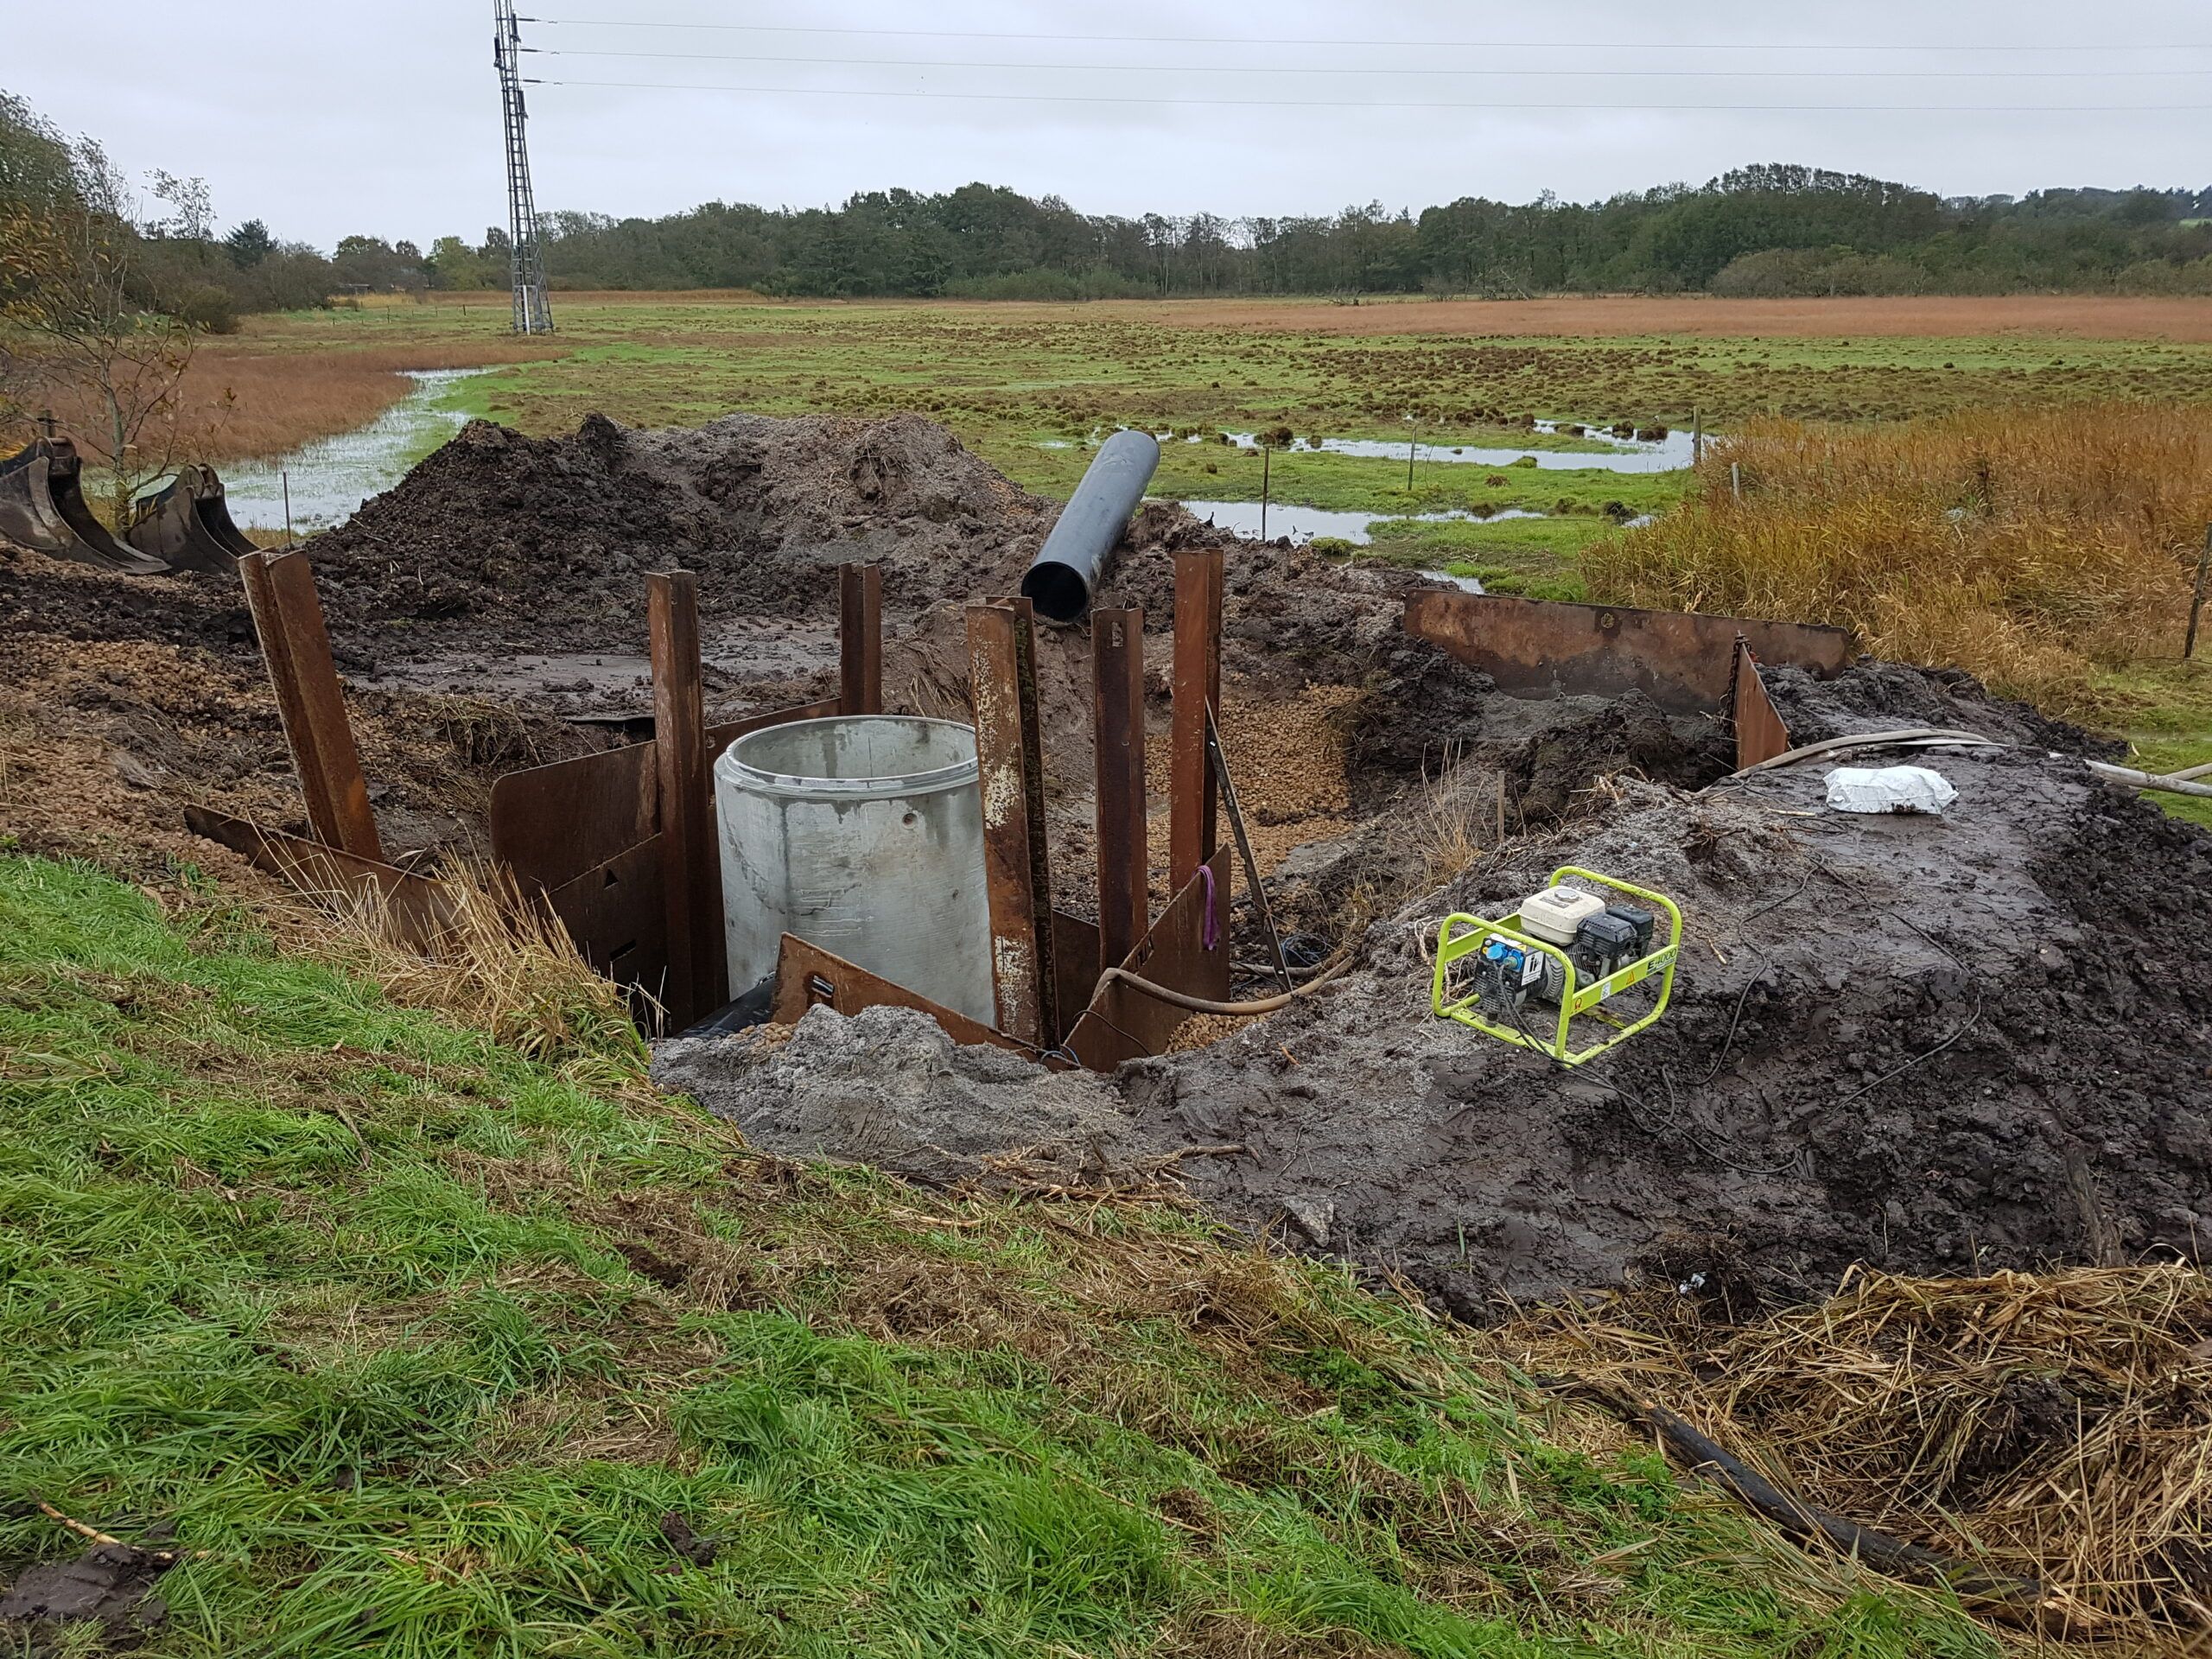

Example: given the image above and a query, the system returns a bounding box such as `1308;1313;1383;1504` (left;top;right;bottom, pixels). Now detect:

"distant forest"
366;166;2212;302
7;83;2212;310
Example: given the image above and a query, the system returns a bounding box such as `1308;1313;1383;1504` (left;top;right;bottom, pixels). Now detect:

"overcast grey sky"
10;1;2209;249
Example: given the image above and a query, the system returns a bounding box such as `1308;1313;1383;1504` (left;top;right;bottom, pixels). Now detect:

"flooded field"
1176;499;1550;544
219;369;486;531
1221;424;1696;473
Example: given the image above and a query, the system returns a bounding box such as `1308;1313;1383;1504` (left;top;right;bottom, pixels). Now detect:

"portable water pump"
1431;868;1681;1065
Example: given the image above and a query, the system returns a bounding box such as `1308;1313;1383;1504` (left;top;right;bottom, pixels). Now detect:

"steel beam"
967;598;1059;1048
1169;548;1224;953
1090;606;1147;972
839;561;883;715
648;570;724;1028
239;550;383;861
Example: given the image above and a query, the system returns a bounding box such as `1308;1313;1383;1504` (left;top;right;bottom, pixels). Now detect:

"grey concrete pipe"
1019;429;1160;623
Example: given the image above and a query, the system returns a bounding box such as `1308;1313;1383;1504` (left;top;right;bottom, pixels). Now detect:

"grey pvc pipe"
1020;429;1160;623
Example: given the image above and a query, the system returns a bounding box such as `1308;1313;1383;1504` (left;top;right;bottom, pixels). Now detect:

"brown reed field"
1586;403;2212;717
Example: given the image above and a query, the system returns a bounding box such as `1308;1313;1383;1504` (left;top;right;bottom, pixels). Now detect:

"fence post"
2188;524;2211;660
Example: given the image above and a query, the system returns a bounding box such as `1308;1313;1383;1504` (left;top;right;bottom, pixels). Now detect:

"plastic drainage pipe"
1019;429;1160;623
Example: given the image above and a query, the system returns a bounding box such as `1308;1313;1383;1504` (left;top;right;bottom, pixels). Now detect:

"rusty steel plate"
772;934;1034;1057
1063;849;1230;1071
186;806;454;949
1404;589;1852;715
542;832;670;1006
1732;642;1795;770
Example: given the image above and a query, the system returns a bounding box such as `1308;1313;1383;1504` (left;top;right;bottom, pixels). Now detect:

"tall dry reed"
1585;404;2212;713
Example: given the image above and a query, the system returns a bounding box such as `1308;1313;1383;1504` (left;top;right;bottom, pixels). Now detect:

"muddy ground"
7;406;2202;1319
661;743;2212;1314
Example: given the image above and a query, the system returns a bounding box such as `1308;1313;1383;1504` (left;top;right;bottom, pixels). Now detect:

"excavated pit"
8;406;2201;1317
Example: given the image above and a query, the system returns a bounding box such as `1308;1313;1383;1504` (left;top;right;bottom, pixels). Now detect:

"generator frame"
1431;867;1682;1066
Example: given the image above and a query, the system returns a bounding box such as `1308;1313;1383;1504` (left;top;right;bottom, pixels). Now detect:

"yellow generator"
1431;868;1681;1066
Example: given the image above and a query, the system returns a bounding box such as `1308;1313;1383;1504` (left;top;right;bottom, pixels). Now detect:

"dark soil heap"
663;745;2212;1318
303;412;1062;665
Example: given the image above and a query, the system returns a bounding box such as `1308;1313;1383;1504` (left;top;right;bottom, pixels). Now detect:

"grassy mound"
0;855;1995;1656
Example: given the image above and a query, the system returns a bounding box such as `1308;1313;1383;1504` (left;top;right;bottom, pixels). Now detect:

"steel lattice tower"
493;1;554;334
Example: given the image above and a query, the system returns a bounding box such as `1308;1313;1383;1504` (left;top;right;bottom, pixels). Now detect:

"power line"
530;76;2212;112
525;18;2212;54
527;47;2212;79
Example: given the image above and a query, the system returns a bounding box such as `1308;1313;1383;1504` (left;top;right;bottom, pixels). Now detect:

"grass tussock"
1584;403;2212;715
0;852;2004;1656
315;856;648;1074
1503;1264;2212;1644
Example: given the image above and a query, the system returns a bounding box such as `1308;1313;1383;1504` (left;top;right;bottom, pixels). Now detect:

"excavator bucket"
124;463;258;573
0;436;170;575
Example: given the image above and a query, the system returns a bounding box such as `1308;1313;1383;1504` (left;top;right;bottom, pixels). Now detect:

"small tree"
0;101;205;522
225;218;273;269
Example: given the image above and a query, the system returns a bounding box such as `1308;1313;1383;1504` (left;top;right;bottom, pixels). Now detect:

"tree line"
533;167;2212;300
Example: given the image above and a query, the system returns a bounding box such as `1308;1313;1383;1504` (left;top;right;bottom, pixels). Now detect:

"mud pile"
302;412;1062;665
658;742;2212;1316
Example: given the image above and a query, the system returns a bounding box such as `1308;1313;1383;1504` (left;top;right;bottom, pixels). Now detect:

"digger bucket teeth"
124;463;257;573
0;437;171;575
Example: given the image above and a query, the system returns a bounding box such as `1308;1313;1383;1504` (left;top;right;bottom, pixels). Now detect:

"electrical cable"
528;79;2212;113
524;48;2211;79
1098;948;1356;1017
527;19;2212;54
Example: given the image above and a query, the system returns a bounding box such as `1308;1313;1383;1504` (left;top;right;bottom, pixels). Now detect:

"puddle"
221;368;488;531
1176;500;1547;545
1419;569;1487;594
1195;422;1694;474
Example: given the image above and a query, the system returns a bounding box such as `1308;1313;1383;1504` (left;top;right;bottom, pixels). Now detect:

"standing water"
220;368;487;533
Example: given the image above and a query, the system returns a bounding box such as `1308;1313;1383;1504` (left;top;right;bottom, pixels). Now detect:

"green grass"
2094;657;2212;829
0;855;2000;1656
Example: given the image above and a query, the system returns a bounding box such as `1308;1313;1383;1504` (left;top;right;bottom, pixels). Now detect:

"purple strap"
1199;866;1220;950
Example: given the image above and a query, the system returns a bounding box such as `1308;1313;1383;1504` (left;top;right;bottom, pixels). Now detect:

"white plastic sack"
1824;765;1958;816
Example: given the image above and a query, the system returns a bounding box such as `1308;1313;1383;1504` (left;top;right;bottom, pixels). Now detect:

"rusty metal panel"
771;934;1034;1057
1170;550;1224;888
1091;605;1147;971
839;562;883;716
1403;589;1853;715
186;806;453;948
491;741;658;896
1051;909;1103;1028
492;698;834;903
704;697;839;768
1063;849;1230;1071
542;833;670;1009
968;599;1060;1047
242;550;384;862
649;570;723;1028
1732;640;1795;770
